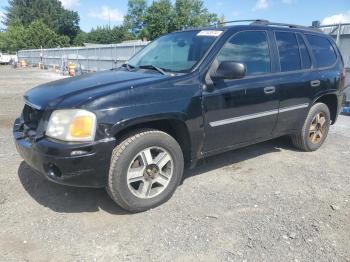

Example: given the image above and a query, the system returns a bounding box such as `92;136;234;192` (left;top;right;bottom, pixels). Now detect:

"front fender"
110;112;189;136
94;97;204;164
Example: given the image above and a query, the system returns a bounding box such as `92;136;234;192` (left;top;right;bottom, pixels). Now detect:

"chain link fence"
17;41;149;72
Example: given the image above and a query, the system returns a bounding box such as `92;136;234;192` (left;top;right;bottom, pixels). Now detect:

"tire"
106;129;184;212
291;102;331;152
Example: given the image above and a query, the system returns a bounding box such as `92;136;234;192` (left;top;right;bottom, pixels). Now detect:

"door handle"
310;80;321;87
264;86;275;94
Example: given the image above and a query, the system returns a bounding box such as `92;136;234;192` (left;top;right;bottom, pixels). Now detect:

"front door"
202;30;279;153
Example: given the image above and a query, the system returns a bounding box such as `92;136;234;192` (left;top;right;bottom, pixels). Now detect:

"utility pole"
108;8;111;29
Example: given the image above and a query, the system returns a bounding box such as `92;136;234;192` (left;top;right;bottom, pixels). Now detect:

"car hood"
24;70;165;109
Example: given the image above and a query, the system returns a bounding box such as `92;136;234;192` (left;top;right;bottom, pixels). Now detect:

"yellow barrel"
69;63;75;76
20;60;27;67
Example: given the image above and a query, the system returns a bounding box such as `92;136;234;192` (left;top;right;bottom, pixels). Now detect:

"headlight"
46;109;97;142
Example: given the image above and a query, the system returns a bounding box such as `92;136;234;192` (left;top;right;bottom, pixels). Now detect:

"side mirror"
211;61;246;80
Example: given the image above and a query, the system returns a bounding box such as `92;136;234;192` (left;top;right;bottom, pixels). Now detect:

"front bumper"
13;118;115;188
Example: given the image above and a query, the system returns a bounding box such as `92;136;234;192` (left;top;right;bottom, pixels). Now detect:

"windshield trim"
127;29;226;74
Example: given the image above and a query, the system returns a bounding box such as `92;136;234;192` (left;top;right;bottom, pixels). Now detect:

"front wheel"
291;102;331;152
107;129;184;212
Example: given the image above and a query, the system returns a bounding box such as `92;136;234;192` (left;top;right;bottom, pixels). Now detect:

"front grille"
21;104;44;135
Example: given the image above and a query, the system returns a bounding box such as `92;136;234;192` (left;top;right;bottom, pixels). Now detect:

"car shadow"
183;136;295;180
18;162;129;215
18;136;295;214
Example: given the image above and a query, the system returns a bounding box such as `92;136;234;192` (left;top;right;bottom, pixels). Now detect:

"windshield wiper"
138;65;169;75
121;63;136;71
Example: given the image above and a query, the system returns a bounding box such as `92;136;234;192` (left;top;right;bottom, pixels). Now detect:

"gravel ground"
0;65;350;262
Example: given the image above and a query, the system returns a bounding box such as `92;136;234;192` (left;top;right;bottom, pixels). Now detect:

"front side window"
128;30;220;72
306;34;337;68
275;32;301;72
217;31;271;76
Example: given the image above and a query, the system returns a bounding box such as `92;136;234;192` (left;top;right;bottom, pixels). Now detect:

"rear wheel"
107;129;184;212
291;102;331;151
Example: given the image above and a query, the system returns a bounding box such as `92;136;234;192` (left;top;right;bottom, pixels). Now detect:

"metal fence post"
99;48;101;71
76;48;79;66
115;44;118;67
336;24;341;45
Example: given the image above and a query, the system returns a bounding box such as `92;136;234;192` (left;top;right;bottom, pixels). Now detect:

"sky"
0;0;350;32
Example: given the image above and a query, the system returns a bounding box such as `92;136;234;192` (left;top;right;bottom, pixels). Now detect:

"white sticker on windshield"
197;30;223;37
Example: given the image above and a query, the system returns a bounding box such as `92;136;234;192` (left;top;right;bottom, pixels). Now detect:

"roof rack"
213;19;269;27
213;19;323;33
252;20;323;32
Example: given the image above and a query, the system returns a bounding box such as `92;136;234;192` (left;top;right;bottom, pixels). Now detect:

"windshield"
128;30;222;73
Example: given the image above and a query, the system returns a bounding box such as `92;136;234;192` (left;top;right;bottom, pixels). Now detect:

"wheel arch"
313;93;338;124
111;115;192;167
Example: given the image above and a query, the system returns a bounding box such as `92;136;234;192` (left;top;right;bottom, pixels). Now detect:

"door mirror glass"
211;61;246;80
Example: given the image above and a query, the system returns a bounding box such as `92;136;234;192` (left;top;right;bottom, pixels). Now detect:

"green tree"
85;26;130;45
0;22;27;52
112;26;133;43
123;0;147;37
173;0;218;30
56;9;80;40
87;26;113;44
25;20;70;49
4;0;80;41
123;0;219;40
73;30;88;46
218;15;225;25
143;0;174;40
0;20;70;52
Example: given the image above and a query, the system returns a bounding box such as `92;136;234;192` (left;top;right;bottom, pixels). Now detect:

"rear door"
273;31;318;134
304;34;341;92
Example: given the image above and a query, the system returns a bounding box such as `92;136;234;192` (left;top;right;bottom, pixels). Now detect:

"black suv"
13;20;347;212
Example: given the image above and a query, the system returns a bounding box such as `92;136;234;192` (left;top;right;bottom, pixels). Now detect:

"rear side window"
275;32;301;72
296;34;312;69
306;34;337;68
217;31;271;76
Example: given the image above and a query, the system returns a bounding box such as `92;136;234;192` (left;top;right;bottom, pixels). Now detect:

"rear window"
275;32;301;72
306;34;337;68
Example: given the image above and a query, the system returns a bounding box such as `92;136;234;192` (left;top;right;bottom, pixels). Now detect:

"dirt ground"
0;66;349;262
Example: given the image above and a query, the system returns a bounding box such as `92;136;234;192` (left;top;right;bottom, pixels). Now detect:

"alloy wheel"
126;147;174;199
309;112;327;144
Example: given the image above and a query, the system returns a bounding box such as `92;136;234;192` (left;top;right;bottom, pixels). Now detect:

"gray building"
321;23;350;103
321;23;350;69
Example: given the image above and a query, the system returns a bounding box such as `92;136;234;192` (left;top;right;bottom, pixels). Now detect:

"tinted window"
296;34;312;69
306;34;337;68
128;30;218;72
275;32;301;72
217;31;271;76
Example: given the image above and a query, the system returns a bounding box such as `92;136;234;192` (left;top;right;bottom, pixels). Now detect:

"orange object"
69;63;75;76
69;116;94;138
20;60;27;67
